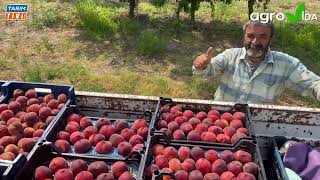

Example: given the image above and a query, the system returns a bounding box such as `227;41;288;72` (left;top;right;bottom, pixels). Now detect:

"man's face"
244;25;272;61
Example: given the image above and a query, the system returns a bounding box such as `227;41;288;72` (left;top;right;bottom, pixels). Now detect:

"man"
192;20;320;104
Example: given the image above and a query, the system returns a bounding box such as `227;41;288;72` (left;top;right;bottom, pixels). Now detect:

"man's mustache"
247;44;263;50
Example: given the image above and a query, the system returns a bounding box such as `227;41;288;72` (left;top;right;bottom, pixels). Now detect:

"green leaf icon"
285;3;305;23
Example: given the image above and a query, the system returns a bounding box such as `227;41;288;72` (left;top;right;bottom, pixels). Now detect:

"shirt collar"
240;47;274;64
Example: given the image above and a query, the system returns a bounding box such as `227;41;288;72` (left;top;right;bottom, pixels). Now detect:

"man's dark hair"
243;20;275;37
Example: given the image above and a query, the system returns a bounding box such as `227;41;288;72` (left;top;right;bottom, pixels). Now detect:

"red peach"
203;173;220;180
118;171;134;180
74;139;91;153
0;125;9;138
202;118;214;126
34;166;53;180
200;132;216;142
216;134;230;144
70;159;88;176
49;157;68;173
173;129;186;140
195;111;207;120
220;171;235;180
57;94;67;104
83;126;98;139
234;150;252;164
75;171;94;180
27;98;40;107
137;127;149;140
214;119;229;129
54;140;70;153
205;150;218;164
233;112;245;123
194;123;209;134
65;122;80;134
237;172;256;180
132;119;148;132
80;117;93;130
237;128;249;135
67;113;81;123
117;142;132;156
120;128;135;141
0;104;9;113
208;110;220;117
33;129;45;137
43;94;55;104
181;158;195;173
88;161;108;177
128;134;143;147
13;89;24;98
0;110;14;122
18;138;36;152
188;170;203;180
224;127;236;138
220;150;235;164
174;116;188;125
243;162;258;176
95;118;111;130
157;120;168;129
97;173;115;180
190;146;205;161
175;170;188;180
48;99;59;110
169;158;181;172
183;110;194;120
221;112;233;123
0;151;15;160
160;128;172;139
8;101;21;114
25;89;37;99
211;159;227;175
231;132;247;144
170;105;182;113
230;119;243;130
195;158;211;175
163;146;178;160
187;130;201;141
89;134;105;147
70;131;85;145
27;104;41;114
95;141;113;154
4;144;19;156
178;146;190;161
188;117;201;128
168;121;179;132
54;169;73;180
160;104;171;113
227;161;243;176
161;113;174;123
132;143;144;150
152;144;164;156
114;119;129;133
180;122;193;135
39;107;51;119
57;131;70;141
99;125;115;140
16;96;28;107
111;161;128;178
155;155;169;169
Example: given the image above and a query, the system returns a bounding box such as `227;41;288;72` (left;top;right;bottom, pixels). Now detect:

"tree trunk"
248;0;254;20
129;0;135;18
190;0;196;25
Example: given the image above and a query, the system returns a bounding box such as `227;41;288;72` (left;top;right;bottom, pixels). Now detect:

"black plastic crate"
139;133;267;180
15;142;143;180
0;81;7;100
0;154;26;180
42;105;153;159
151;97;255;147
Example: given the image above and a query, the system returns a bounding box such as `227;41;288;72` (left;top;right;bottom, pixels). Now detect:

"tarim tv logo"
5;4;28;20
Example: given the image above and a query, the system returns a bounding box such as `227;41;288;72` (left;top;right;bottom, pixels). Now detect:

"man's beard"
245;43;269;63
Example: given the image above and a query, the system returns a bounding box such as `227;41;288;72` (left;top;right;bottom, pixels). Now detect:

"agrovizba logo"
250;3;317;23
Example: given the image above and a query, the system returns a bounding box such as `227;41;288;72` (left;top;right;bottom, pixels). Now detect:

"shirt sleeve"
192;49;230;77
285;60;320;100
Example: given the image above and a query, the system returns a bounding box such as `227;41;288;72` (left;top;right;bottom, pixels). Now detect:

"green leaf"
285;12;298;23
295;3;305;21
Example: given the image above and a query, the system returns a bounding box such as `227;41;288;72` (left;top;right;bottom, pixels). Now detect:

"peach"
220;171;235;180
57;94;68;104
137;127;148;140
237;172;256;180
24;112;39;127
208;109;220;117
118;171;134;180
132;143;144;150
4;144;19;156
70;132;85;145
114;119;129;133
147;164;160;178
96;141;113;154
33;121;46;130
216;134;230;144
180;122;193;135
67;113;81;123
233;112;245;122
39;107;51;119
227;161;243;176
18;138;36;152
202;118;214;126
187;130;201;141
175;170;188;180
34;166;53;180
111;161;128;178
196;158;211;175
243;162;258;176
230;119;243;130
83;126;98;139
236;127;248;136
181;158;195;173
224;127;236;138
212;159;227;175
99;125;116;140
205;150;218;163
152;144;165;156
0;104;9;113
48;99;59;110
168;121;179;132
195;123;209;134
16;96;28;107
54;139;70;153
0;121;6;125
57;131;70;141
51;109;60;115
128;134;143;147
97;173;115;180
188;170;203;180
183;110;194;120
174;116;188;125
25;89;37;99
155;155;169;169
45;116;54;125
110;134;124;147
8;101;21;114
43;94;55;104
169;158;181;172
204;173;220;180
190;146;204;161
0;110;14;122
75;171;94;180
162;167;173;180
158;120;168;129
172;111;183;119
120;128;135;141
208;126;224;135
0;136;14;148
170;105;182;113
49;157;68;173
89;134;105;147
160;104;171;113
161;113;174;123
234;150;252;164
13;89;24;98
188;117;201;128
27;104;41;114
163;146;178;160
0;125;9;138
65;122;80;134
58;103;64;110
195;111;207;120
80;117;93;130
74;139;91;153
221;112;233;123
70;159;88;176
54;169;73;180
27;98;40;107
0;151;15;160
201;132;216;142
132;119;148;132
12;133;23;144
214;119;229;129
173;129;186;140
88;161;108;177
95;118;111;130
33;129;45;137
178;146;190;161
117;142;132;156
231;132;247;144
220;150;235;164
7;117;20;126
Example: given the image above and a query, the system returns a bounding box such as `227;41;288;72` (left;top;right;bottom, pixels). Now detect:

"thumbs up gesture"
193;47;213;70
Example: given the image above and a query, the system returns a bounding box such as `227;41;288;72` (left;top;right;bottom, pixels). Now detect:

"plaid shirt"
192;47;320;104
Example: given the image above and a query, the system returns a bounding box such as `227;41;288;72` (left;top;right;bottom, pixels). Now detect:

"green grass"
135;30;169;56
